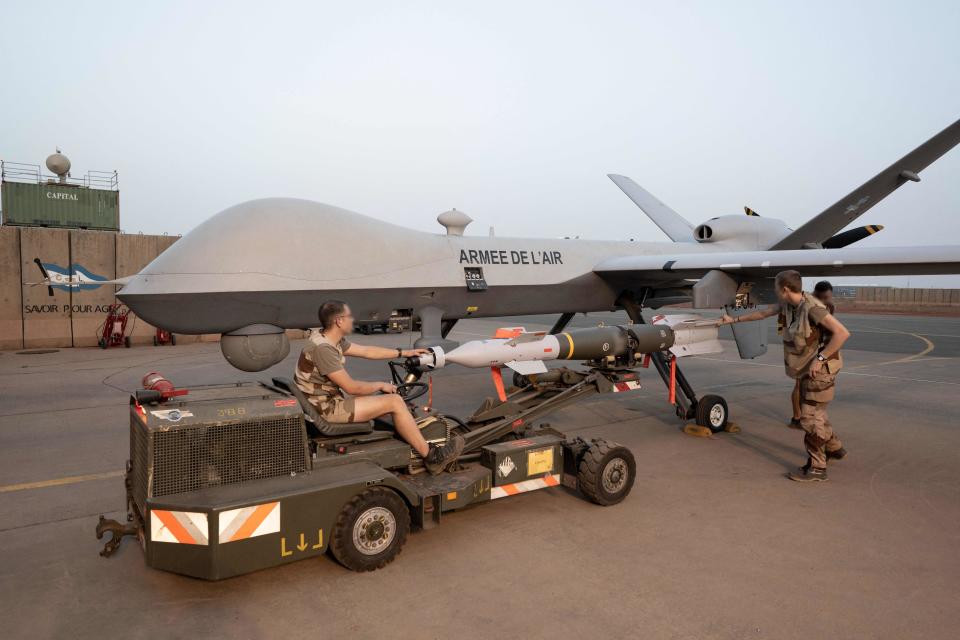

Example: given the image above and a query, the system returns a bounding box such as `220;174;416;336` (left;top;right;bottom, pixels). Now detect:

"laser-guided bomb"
411;314;723;375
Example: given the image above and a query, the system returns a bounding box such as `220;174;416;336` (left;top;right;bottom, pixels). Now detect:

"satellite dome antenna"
45;148;71;184
437;208;472;236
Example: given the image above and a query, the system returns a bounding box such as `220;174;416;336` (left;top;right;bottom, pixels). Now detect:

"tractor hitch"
96;515;138;557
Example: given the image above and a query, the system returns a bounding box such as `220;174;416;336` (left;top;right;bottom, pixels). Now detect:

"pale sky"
2;1;959;285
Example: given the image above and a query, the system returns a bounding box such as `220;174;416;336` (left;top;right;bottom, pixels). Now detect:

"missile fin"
668;340;725;357
505;360;549;375
505;331;547;346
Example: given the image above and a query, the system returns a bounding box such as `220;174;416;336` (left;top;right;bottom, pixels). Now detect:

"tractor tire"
124;336;132;348
170;334;176;346
695;394;728;433
330;487;410;572
98;338;107;349
577;439;636;506
153;336;158;346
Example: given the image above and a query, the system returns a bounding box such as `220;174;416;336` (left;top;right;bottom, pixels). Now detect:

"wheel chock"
724;422;741;433
683;423;712;438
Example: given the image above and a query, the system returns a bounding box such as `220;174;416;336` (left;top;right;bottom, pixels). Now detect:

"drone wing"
595;244;960;281
769;118;960;249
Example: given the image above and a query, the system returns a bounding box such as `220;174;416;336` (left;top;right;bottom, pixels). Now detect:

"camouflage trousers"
800;399;843;469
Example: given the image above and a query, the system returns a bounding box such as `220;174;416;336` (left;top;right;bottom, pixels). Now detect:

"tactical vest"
780;293;842;402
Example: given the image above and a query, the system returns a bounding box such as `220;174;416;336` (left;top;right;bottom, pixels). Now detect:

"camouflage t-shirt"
294;334;352;406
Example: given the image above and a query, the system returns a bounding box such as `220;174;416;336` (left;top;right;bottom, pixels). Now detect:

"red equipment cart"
98;304;132;349
153;328;177;346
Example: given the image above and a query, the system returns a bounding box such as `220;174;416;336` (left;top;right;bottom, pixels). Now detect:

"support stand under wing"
617;293;725;428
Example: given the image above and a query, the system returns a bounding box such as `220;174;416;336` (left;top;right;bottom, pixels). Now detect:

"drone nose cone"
136;198;430;286
117;197;446;335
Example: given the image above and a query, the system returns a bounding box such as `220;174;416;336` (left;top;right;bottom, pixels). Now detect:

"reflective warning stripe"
613;380;641;393
151;509;209;545
490;473;560;500
219;501;281;543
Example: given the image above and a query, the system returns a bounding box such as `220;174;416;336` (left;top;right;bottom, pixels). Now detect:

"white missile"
414;314;723;374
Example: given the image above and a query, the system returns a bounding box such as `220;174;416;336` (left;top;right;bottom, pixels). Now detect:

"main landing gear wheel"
331;487;410;572
577;439;636;506
695;394;728;433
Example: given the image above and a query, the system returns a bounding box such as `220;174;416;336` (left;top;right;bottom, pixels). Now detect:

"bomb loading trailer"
96;321;730;579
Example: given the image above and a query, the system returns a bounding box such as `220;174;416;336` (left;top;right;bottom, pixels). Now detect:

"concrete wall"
70;230;116;347
116;234;163;345
0;227;22;349
20;227;72;348
2;226;305;351
853;286;960;308
2;227;184;350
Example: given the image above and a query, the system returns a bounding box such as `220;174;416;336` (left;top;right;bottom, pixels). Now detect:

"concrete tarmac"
1;312;959;639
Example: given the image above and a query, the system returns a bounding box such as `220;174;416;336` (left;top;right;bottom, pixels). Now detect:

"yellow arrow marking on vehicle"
282;530;322;555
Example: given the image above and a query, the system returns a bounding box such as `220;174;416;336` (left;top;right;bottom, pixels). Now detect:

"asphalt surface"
1;311;959;639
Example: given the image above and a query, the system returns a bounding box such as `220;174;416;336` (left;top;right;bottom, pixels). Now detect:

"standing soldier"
788;280;838;428
720;270;850;482
813;280;836;313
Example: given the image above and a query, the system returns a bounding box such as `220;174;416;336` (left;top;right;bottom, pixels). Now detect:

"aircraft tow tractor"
95;316;730;579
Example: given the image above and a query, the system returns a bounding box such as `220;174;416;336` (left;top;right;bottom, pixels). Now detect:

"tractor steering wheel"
395;381;428;402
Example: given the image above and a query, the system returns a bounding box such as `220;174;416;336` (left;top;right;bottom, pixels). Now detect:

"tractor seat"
269;377;374;437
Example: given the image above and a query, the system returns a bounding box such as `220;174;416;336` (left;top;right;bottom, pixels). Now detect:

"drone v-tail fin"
607;174;695;243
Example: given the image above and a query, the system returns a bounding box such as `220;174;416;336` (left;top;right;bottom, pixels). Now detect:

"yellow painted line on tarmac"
0;470;124;494
850;331;934;369
696;356;960;386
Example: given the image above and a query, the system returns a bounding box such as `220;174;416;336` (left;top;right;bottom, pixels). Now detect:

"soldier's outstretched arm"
718;304;780;326
344;343;428;360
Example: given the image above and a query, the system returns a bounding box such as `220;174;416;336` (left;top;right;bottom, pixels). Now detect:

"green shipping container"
1;181;119;230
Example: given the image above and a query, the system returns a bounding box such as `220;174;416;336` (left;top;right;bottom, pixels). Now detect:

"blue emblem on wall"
41;263;108;291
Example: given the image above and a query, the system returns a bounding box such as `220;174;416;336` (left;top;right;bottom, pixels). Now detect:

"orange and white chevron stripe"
490;473;561;500
150;509;209;545
218;501;280;543
612;379;641;393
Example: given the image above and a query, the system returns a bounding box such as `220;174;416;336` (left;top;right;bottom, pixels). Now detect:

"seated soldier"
295;300;464;475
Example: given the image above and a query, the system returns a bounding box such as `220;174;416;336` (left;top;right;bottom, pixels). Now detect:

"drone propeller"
32;258;54;297
822;225;885;249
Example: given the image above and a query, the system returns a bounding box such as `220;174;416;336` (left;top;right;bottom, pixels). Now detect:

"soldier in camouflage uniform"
788;281;837;428
720;270;850;482
295;300;464;474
